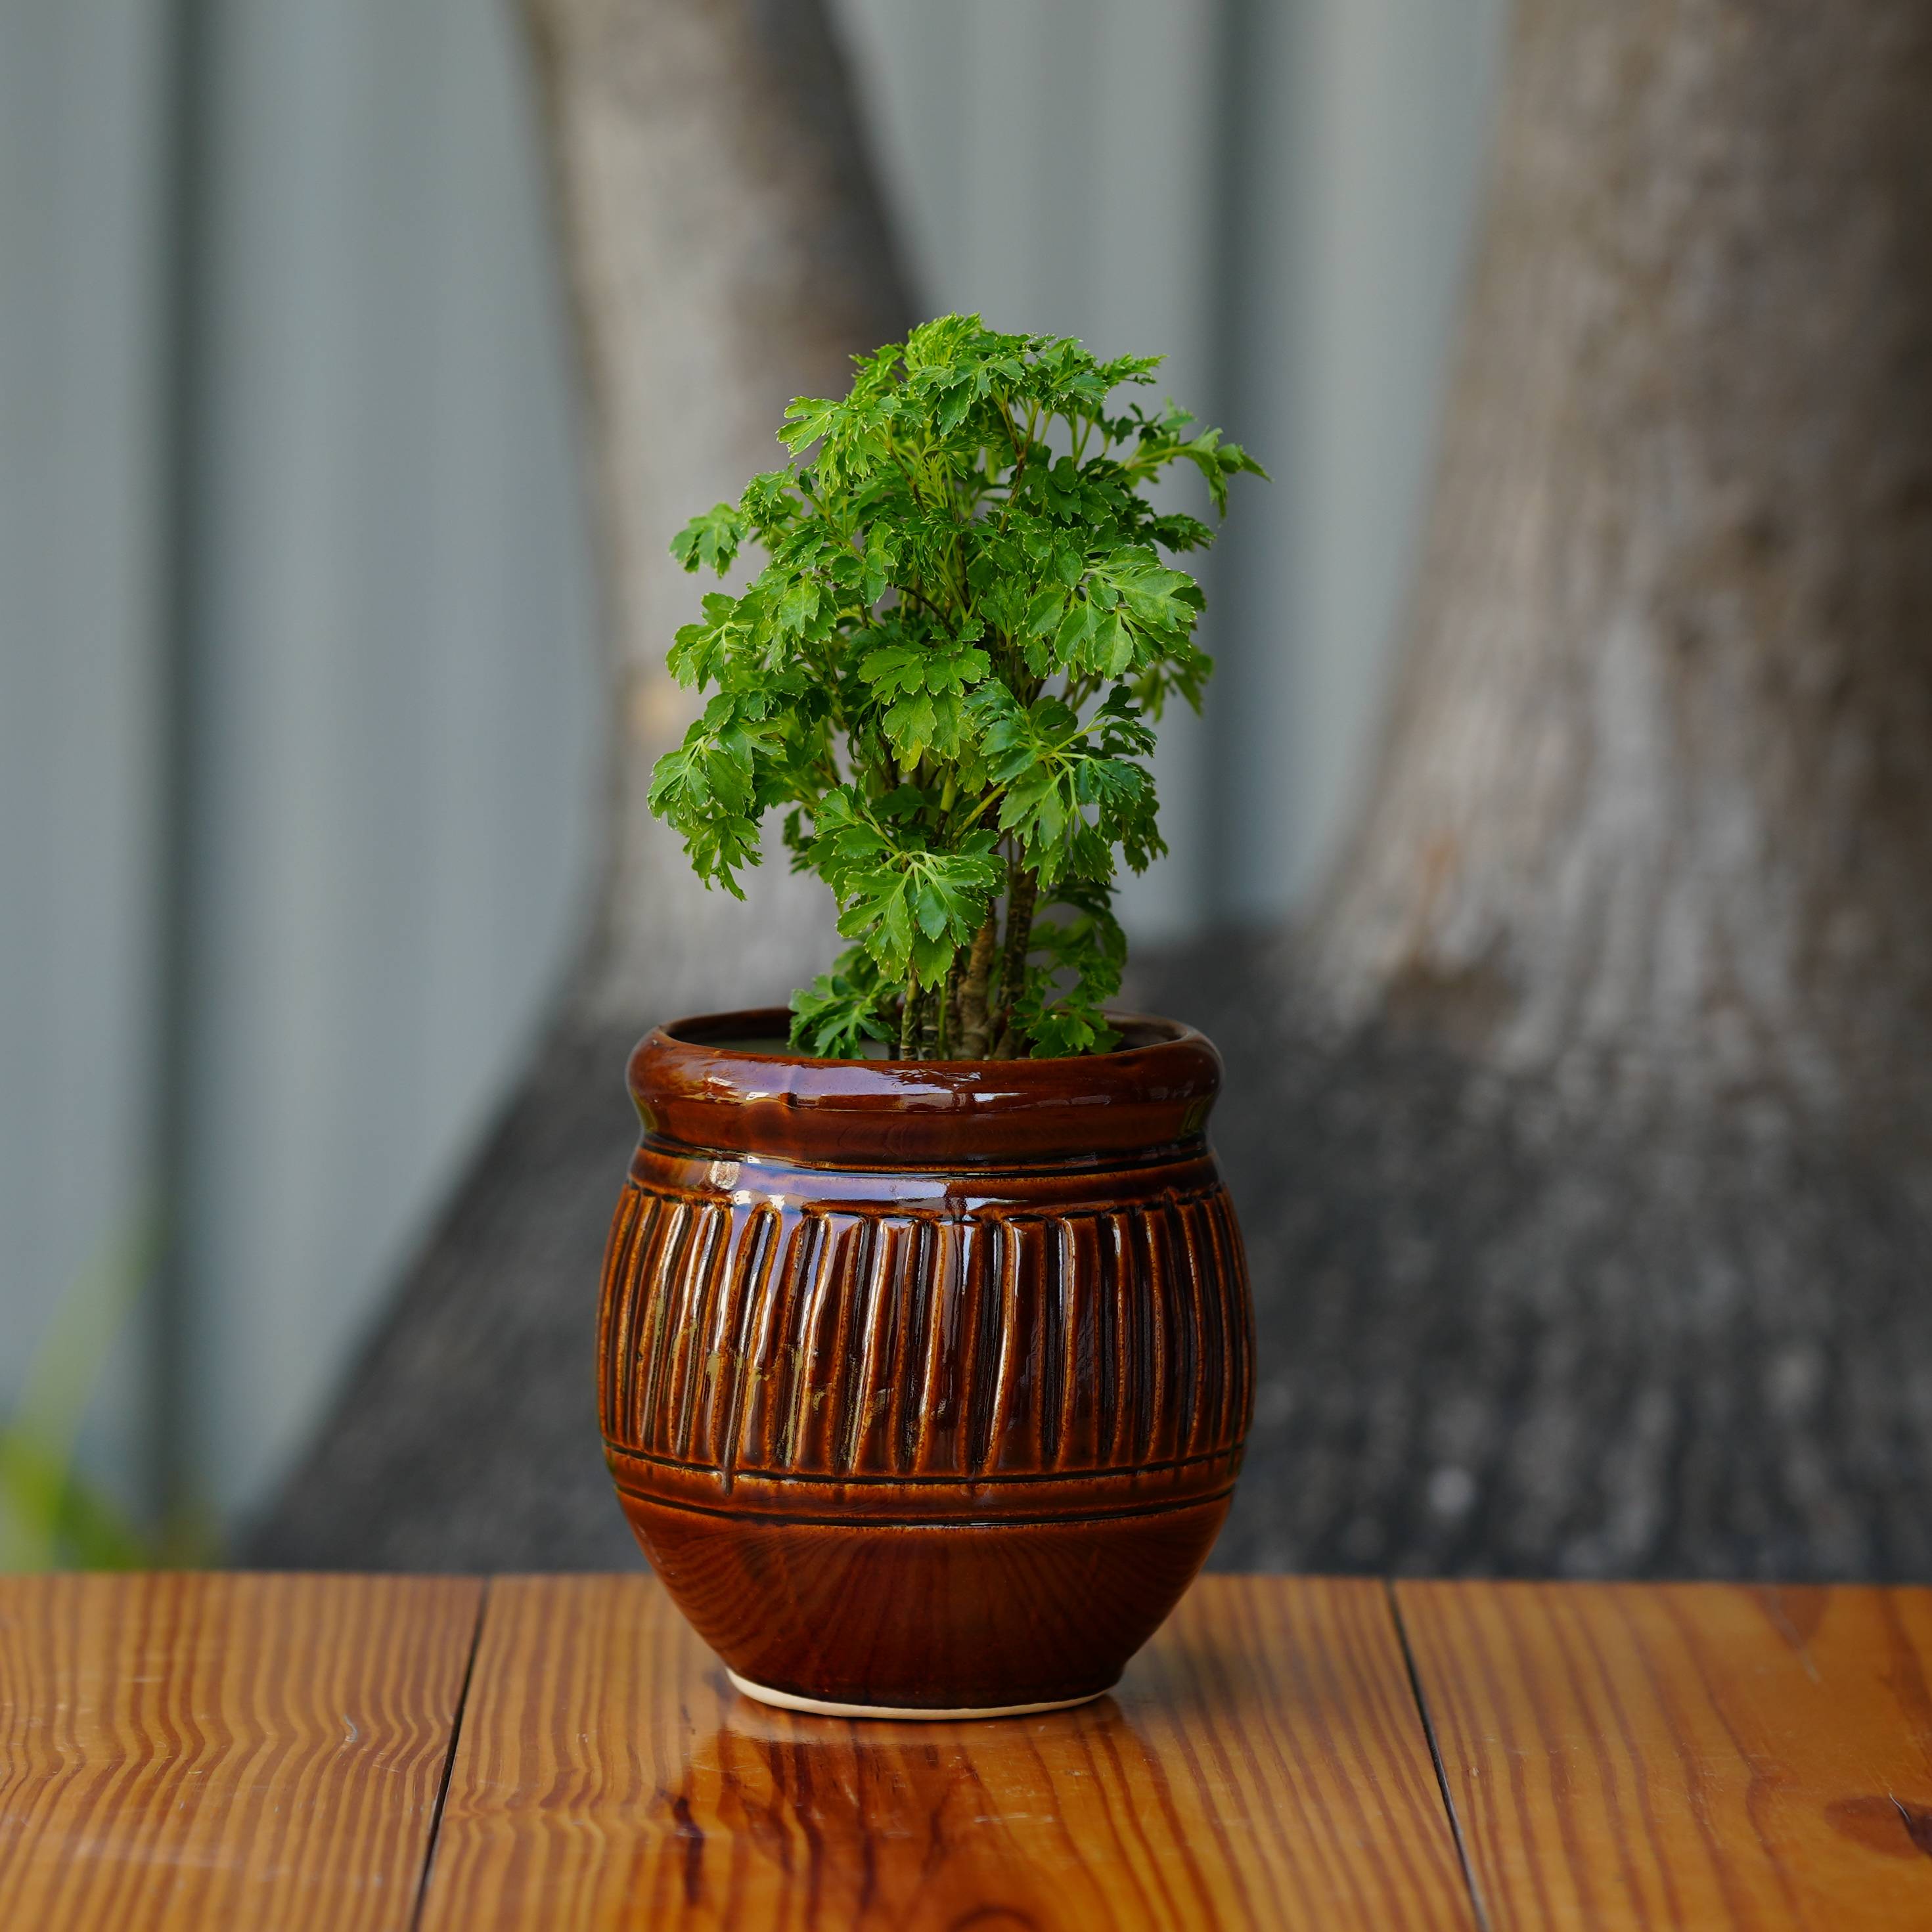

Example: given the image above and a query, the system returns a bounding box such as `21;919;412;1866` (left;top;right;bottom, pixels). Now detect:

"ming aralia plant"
650;315;1263;1061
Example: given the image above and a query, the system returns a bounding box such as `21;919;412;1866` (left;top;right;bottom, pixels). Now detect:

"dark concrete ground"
251;935;1932;1581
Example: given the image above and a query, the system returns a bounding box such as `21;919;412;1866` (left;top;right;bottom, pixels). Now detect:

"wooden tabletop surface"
1;1573;1927;1929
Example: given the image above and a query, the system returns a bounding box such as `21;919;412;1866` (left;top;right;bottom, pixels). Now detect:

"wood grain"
419;1573;1475;1931
1399;1580;1932;1930
0;1572;481;1931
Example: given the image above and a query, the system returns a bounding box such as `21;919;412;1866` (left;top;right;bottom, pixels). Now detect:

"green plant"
653;314;1263;1060
1;1207;161;1571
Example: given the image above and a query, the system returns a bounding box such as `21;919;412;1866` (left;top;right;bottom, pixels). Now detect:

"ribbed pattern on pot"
601;1183;1251;1481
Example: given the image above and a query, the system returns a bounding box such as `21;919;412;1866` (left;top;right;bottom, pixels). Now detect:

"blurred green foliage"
0;1206;207;1571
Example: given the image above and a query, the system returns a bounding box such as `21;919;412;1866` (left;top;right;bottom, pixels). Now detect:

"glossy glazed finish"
598;1010;1254;1713
623;1007;1224;1165
0;1574;482;1932
423;1575;1480;1931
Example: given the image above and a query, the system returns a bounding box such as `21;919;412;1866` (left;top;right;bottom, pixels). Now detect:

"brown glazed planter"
597;1008;1253;1718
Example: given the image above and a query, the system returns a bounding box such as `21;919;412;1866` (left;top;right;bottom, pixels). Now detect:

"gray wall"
836;0;1505;922
1;1;172;1526
3;0;1501;1538
173;0;601;1520
832;0;1227;939
2;0;601;1534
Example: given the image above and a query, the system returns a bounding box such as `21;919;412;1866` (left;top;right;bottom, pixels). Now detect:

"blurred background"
20;0;1930;1586
3;0;1504;1554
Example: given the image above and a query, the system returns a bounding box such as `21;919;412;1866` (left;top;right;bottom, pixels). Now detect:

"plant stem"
990;862;1039;1060
897;976;918;1060
956;910;999;1058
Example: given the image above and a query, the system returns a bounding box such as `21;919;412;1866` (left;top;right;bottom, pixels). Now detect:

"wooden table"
1;1574;1928;1928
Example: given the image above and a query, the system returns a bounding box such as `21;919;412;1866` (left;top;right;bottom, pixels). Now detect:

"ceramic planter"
597;1008;1253;1718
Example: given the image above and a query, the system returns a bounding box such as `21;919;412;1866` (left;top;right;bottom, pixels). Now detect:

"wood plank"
1399;1580;1932;1931
0;1572;482;1931
419;1572;1475;1931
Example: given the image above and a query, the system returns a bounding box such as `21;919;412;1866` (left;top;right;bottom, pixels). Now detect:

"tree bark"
527;0;913;1025
248;0;912;1569
1137;0;1932;1583
1314;0;1932;1116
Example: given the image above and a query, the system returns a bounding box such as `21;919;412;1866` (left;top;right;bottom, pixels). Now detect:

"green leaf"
650;313;1262;1055
790;955;892;1058
670;504;745;576
780;395;842;453
776;577;821;635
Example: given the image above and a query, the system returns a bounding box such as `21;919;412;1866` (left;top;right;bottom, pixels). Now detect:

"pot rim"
627;1006;1222;1167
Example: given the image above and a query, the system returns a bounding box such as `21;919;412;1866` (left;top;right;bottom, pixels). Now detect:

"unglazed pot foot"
725;1672;1109;1722
598;1008;1255;1714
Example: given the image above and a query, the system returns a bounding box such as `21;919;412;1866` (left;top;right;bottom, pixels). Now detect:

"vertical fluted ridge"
605;1182;1250;1479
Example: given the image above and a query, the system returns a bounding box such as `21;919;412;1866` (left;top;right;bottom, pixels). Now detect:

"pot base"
727;1670;1107;1722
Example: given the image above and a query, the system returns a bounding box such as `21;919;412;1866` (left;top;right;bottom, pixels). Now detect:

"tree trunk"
248;0;912;1569
528;0;914;1025
1316;0;1932;1112
1134;0;1932;1581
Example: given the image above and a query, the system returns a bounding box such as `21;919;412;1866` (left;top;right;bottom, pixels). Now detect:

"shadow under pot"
597;1008;1254;1719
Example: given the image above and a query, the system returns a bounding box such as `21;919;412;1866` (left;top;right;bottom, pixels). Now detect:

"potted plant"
598;315;1265;1717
